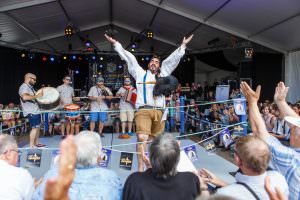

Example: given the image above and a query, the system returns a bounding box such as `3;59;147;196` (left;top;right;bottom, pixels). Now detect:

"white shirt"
272;118;290;136
116;86;136;111
114;42;186;108
88;86;113;111
0;160;35;200
57;84;74;108
216;171;289;200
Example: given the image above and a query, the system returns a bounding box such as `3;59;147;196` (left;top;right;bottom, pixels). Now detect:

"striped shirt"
266;135;300;200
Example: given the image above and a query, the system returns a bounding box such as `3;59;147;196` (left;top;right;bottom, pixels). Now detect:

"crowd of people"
1;81;299;200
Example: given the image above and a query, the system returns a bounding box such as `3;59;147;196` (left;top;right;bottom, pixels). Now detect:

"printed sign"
100;148;112;168
119;152;133;170
26;149;42;168
184;145;198;162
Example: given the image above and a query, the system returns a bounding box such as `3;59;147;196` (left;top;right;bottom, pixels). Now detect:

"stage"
18;132;238;184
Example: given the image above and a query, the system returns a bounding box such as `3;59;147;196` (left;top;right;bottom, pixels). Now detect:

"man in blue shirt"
240;81;300;200
33;131;122;200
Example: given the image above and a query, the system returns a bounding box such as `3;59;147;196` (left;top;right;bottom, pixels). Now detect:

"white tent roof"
0;0;299;54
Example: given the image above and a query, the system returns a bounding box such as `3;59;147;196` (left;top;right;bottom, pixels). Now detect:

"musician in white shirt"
105;33;193;171
88;77;113;137
116;77;136;137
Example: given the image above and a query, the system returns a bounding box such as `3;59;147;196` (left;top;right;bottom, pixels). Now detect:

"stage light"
42;56;47;61
118;65;123;69
145;56;150;61
21;53;26;58
63;56;67;60
50;56;55;62
85;40;91;47
131;48;135;52
87;47;93;52
100;56;103;60
72;55;76;60
245;48;254;59
78;56;82;61
187;57;191;62
65;25;73;37
146;30;154;38
75;70;79;74
28;53;35;59
141;57;144;61
99;64;103;68
131;43;137;49
92;56;96;60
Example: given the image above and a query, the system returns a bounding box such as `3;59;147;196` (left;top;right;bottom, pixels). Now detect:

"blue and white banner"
100;148;112;168
219;128;232;148
184;145;198;162
233;99;246;115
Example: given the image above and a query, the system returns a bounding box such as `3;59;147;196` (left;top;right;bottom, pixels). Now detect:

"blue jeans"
90;112;107;122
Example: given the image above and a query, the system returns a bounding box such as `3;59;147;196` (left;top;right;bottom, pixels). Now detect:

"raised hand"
182;34;194;46
44;135;77;200
240;81;261;104
265;176;287;200
104;34;117;44
274;82;289;103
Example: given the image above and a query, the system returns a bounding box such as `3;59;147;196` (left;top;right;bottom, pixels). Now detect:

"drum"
64;104;80;120
36;87;60;110
125;89;137;106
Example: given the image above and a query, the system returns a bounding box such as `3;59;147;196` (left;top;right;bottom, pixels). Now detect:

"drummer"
57;75;80;137
88;76;113;137
116;77;136;138
18;73;45;148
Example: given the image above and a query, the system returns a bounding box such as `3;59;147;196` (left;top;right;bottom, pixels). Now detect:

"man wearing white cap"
240;81;300;200
88;77;113;137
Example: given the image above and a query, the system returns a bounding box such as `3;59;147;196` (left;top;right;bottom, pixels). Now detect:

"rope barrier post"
169;99;175;132
180;96;185;135
44;113;49;133
238;96;247;135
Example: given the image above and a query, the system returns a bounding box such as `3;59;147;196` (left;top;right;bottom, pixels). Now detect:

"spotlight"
245;48;254;59
63;56;67;60
85;40;91;47
146;30;154;38
42;56;47;61
141;57;144;61
28;53;35;59
118;65;123;69
131;43;137;49
65;25;74;37
99;64;103;68
50;56;55;62
100;56;103;60
87;47;93;52
78;56;82;61
145;56;150;61
92;56;96;60
72;55;76;60
21;53;26;58
131;48;135;52
75;70;79;74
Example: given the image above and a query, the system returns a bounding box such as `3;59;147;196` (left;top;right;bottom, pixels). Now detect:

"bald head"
235;135;270;174
24;73;36;85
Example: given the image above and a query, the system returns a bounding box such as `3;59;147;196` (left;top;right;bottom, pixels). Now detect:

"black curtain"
0;46;88;104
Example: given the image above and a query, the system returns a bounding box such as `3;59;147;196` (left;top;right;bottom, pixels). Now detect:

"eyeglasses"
2;149;19;154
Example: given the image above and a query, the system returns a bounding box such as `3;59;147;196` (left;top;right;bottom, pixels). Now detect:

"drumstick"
137;81;156;84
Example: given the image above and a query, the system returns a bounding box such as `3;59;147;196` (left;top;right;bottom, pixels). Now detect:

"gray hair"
0;135;17;154
150;133;180;179
74;131;102;167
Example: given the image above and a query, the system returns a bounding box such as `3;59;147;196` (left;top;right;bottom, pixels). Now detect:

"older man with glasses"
19;73;45;148
0;134;35;200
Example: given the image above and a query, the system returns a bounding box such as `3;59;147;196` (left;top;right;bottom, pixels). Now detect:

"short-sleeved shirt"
116;86;135;111
57;84;74;108
18;83;39;116
88;86;113;111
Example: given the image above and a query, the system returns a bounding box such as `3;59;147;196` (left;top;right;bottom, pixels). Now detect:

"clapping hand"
274;82;289;103
240;81;261;104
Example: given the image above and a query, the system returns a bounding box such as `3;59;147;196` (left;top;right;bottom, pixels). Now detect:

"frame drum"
36;87;60;110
